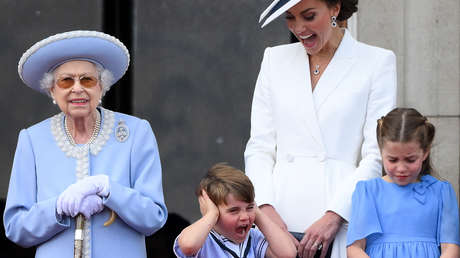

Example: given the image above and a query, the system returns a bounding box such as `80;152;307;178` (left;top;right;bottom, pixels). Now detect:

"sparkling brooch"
115;119;129;142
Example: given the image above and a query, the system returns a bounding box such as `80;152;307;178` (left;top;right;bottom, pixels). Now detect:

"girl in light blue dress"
347;108;460;258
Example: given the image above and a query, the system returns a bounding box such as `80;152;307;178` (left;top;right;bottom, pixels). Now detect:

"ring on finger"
311;242;317;249
317;243;323;250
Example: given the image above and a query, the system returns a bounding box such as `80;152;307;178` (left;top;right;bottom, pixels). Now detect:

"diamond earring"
331;16;337;28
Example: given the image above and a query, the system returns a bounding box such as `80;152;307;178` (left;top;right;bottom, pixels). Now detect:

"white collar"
210;229;251;258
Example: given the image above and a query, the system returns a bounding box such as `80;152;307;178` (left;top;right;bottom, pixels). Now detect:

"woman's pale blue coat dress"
3;108;168;258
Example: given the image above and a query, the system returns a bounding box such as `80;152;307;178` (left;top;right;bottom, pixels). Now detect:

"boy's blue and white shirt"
173;228;268;258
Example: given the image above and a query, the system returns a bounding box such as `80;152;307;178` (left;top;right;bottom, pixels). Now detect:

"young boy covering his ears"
173;163;296;258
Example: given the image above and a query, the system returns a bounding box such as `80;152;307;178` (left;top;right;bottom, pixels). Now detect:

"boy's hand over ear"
177;190;220;256
198;190;219;219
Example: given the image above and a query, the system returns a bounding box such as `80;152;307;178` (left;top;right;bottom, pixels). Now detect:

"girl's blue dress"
347;175;460;258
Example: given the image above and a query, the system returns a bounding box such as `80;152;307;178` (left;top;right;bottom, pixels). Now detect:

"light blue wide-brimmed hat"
259;0;302;28
18;30;130;94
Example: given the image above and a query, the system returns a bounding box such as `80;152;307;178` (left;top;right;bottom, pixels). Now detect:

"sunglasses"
55;75;98;89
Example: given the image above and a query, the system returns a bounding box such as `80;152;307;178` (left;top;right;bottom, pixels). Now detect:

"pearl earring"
52;99;56;105
331;16;337;28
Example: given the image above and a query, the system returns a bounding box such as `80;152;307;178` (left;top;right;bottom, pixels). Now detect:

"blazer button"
286;154;294;163
319;154;327;163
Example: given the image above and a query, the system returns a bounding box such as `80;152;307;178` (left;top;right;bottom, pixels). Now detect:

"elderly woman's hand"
57;175;110;217
78;195;104;219
298;211;344;258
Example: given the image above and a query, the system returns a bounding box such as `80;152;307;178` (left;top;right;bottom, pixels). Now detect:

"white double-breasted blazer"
244;29;397;258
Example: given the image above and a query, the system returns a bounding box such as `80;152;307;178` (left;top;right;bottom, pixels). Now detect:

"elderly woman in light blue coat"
3;30;168;258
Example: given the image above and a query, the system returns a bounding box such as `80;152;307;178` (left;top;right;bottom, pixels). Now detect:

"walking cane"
74;214;85;258
73;210;116;258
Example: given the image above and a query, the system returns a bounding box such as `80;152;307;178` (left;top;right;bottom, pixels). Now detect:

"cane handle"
103;210;116;226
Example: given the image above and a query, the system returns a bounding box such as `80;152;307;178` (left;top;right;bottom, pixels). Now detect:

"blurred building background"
0;0;458;256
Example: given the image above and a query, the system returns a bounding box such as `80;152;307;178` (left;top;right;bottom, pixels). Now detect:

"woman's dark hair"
376;108;436;177
324;0;358;21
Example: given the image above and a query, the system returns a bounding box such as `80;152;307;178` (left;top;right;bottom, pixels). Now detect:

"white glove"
57;175;110;217
78;195;104;219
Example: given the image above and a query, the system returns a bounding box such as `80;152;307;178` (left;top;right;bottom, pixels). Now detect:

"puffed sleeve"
329;50;397;221
3;129;69;247
346;181;383;246
438;181;460;245
102;119;168;236
244;47;277;206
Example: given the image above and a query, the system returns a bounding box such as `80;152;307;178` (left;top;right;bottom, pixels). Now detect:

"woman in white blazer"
244;0;397;257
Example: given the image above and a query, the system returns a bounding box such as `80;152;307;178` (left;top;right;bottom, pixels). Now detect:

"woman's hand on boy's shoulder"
198;190;219;219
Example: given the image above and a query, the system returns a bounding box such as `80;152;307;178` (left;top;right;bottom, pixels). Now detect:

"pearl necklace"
64;111;101;146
